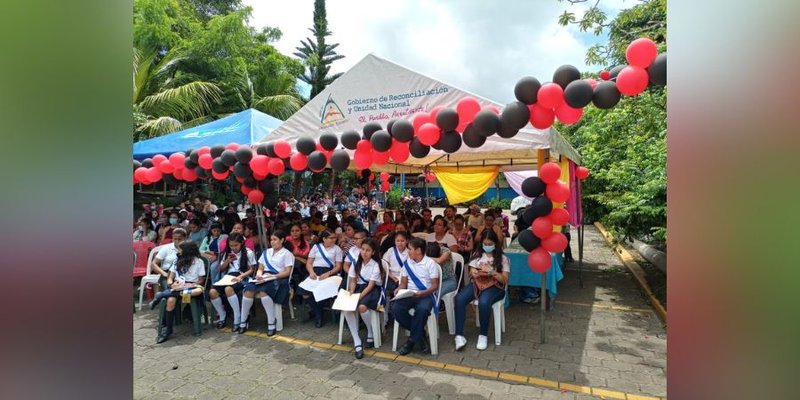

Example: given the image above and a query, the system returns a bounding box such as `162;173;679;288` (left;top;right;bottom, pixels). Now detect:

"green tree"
294;0;344;99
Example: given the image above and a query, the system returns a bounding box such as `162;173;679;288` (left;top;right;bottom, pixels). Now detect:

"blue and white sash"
403;260;439;315
315;243;334;269
263;251;279;274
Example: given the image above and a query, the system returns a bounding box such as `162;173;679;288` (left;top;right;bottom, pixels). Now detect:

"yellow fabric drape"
432;166;500;204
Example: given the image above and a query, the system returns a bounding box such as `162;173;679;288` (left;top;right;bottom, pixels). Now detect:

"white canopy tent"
258;54;580;173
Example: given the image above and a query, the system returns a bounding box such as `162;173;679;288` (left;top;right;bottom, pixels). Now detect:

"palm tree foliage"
293;0;344;99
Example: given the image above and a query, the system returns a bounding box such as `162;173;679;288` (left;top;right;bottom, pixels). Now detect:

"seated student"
338;222;357;256
381;231;410;303
342;239;384;359
453;230;509;351
379;220;408;255
134;219;157;242
199;223;227;284
298;230;343;328
475;213;506;249
219;222;256;254
391;238;441;355
153;241;207;344
300;221;317;245
151;229;188;290
186;218;207;247
285;223;311;267
238;230;295;336
208;233;257;332
374;212;395;244
342;229;368;277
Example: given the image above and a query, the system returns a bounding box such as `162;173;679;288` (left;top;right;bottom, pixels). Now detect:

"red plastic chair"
133;241;156;278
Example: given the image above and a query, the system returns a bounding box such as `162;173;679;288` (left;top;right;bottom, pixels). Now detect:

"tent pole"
254;204;267;256
329;169;335;195
540;269;547;344
496;176;501;201
577;178;584;288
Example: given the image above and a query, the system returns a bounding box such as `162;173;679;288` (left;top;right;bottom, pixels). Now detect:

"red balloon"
381;181;390;192
241;185;252;195
354;149;372;169
274;141;292;159
390;139;410;163
212;170;229;180
599;70;610;80
182;168;197;182
372;149;390;165
158;159;174;174
134;167;148;182
626;38;658;68
528;104;555;130
369;172;375;180
412;112;434;133
152;154;167;166
539;162;562;184
549;207;570;226
197;146;211;156
418;123;441;146
268;158;285;176
253;171;268;181
456;97;481;125
198;153;213;170
616;66;649;96
168;153;186;170
173;168;184;180
542;232;568;253
537;83;564;109
289;153;308;171
357;139;372;153
250;155;270;175
546;181;570;203
576;166;590;180
248;189;265;205
555;103;583;125
146;167;162;182
380;171;389;180
425;173;435;183
225;143;239;151
528;247;552;273
532;216;554;239
585;78;598;90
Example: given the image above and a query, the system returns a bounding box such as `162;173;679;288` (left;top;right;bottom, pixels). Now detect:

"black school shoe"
397;340;415;355
417;337;431;354
354;345;364;359
156;332;170;344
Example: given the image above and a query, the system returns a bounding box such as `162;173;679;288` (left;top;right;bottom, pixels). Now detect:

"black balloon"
330;149;351;172
391;119;415;143
341;130;361;150
388;176;396;183
243;176;257;188
262;196;278;210
529;196;554;220
514;76;541;105
553;65;581;89
141;158;153;168
386;119;396;135
435;108;459;131
500;101;530;130
440;130;463;153
319;132;339;151
370;130;392;152
162;173;178;185
189;150;199;163
592;81;621;109
648;53;667;86
133;160;141;169
521;176;546;198
235;147;253;164
258;179;275;194
564;79;594;108
473;110;500;137
496;120;519;139
362;122;382;140
361;169;372;179
210;145;225;158
609;65;626;79
233;162;252;178
409;137;430;158
195;166;210;179
256;144;269;156
307;151;327;171
184;157;197;169
220;150;237;167
431;135;443;150
296;136;316;155
211;158;228;174
462;123;487;148
517;229;541;252
265;143;276;158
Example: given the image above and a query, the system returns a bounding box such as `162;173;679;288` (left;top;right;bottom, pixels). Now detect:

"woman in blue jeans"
454;229;509;351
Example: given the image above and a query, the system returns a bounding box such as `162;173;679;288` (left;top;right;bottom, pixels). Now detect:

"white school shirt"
175;257;206;283
344;246;360;265
382;246;409;277
400;256;440;291
259;247;295;274
223;248;257;274
425;232;457;249
468;253;510;272
156;243;179;273
348;259;382;286
308;244;343;269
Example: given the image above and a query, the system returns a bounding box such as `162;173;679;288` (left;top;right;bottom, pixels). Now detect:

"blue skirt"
355;283;381;310
244;277;290;305
211;273;244;294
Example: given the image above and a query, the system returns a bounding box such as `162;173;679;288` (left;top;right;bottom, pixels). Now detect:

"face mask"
482;245;495;253
169;218;178;224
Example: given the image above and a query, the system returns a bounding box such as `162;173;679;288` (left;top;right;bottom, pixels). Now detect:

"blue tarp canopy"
133;108;283;160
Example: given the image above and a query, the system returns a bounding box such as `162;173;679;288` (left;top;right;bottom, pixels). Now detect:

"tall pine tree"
294;0;344;100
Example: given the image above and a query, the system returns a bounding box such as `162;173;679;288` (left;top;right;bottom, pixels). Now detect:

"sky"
243;0;630;103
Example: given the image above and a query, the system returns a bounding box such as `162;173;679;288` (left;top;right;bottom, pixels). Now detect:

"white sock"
240;296;254;326
210;297;226;321
360;310;374;342
343;311;362;347
227;295;241;325
260;296;276;326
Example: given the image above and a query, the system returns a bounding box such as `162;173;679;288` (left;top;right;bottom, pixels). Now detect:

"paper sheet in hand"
171;282;198;291
213;275;239;286
248;274;277;284
299;276;343;302
390;289;418;301
332;289;361;311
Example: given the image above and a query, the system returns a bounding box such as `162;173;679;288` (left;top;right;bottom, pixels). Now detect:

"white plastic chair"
392;264;443;355
337;263;387;348
137;244;168;310
473;286;507;345
442;252;465;335
254;257;295;332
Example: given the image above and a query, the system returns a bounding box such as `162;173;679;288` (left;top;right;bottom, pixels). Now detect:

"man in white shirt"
151;228;187;290
391;237;440;355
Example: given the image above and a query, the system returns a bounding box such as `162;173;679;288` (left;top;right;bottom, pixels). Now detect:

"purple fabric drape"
567;160;583;227
502;169;538;199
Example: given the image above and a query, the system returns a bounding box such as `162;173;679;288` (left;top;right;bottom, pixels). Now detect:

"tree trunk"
631;239;667;274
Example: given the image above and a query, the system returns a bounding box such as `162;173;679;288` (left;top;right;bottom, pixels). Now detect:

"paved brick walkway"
134;225;666;399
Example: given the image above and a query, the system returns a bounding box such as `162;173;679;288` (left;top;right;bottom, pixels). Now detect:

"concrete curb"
594;222;667;326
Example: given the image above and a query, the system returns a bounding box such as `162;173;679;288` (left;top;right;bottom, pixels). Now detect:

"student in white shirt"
151;229;187;290
208;233;257;332
381;231;410;297
155;241;206;344
342;239;384;359
299;230;343;328
391;237;441;355
238;230;295;336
